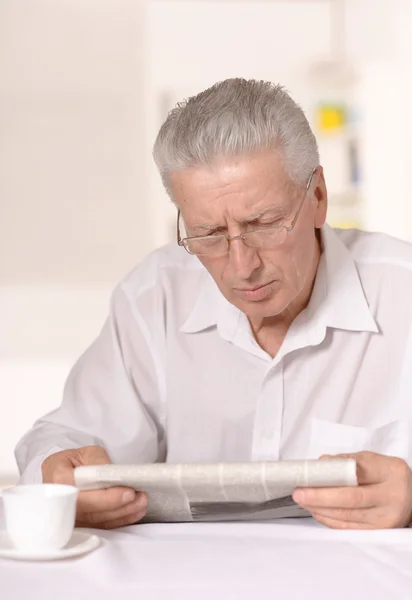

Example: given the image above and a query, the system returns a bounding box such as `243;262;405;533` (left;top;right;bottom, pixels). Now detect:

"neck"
249;236;322;357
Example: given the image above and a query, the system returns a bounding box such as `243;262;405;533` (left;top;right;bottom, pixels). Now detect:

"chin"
230;294;287;319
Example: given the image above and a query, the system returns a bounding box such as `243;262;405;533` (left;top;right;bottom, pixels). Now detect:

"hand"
42;445;148;529
292;451;412;529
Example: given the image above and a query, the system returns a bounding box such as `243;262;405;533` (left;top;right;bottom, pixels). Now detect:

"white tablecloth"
2;501;412;600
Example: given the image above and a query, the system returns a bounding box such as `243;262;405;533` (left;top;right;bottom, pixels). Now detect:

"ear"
313;167;328;229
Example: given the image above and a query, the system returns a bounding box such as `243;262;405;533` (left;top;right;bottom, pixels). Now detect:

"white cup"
2;484;78;553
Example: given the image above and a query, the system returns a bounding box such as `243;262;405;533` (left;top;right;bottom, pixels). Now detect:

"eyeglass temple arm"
177;209;183;245
289;168;317;231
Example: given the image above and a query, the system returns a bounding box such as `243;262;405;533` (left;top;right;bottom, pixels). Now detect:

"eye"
250;218;283;228
205;228;225;237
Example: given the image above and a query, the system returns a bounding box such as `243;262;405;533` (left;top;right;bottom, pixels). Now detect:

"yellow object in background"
316;104;346;132
329;220;361;230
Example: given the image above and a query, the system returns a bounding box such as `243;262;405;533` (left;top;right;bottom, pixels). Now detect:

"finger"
42;445;111;485
311;513;375;530
77;493;148;527
90;507;147;530
77;487;138;513
306;506;372;524
292;484;378;510
319;452;401;486
43;454;77;485
80;445;111;465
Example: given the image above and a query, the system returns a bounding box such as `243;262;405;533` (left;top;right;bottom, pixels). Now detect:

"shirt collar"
310;224;378;333
179;269;239;338
180;224;378;337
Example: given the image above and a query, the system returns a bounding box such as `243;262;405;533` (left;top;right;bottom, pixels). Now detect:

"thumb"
78;445;111;466
42;446;111;485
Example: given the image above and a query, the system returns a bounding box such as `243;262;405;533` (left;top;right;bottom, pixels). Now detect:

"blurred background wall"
1;0;412;485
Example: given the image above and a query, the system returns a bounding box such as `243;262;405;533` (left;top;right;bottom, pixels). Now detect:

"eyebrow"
191;223;221;233
190;204;288;232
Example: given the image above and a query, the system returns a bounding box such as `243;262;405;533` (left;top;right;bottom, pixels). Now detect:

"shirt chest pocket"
308;418;411;461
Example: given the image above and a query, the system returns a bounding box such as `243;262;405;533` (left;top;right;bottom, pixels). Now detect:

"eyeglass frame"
177;167;318;256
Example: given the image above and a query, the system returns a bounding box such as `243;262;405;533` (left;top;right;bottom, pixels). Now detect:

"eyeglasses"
177;168;317;257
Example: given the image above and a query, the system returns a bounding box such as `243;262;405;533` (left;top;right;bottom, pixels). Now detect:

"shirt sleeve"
15;284;165;484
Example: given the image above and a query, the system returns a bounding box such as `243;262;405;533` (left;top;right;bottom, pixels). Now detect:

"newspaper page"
74;460;357;523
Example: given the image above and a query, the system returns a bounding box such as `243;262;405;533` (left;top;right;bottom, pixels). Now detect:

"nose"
228;237;261;280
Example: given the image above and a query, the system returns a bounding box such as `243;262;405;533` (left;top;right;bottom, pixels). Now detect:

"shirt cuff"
18;445;65;485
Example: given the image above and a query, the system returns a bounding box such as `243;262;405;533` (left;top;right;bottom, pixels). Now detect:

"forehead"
170;151;296;222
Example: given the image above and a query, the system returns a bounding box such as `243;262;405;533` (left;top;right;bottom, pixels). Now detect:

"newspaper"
74;459;357;523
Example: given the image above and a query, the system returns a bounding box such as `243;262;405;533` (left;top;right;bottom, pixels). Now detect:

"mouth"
232;280;277;302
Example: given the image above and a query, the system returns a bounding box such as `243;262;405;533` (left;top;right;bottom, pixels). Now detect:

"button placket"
251;361;284;461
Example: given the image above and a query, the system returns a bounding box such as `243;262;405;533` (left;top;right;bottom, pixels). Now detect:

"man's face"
171;151;327;321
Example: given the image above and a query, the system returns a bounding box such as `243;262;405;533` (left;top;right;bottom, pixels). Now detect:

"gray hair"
153;78;320;195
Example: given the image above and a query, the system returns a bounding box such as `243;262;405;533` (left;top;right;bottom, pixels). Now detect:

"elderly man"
16;79;412;531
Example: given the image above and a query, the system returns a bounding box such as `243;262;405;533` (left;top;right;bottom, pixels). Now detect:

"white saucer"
0;530;101;561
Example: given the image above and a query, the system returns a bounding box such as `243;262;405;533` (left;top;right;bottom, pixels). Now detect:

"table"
2;504;412;599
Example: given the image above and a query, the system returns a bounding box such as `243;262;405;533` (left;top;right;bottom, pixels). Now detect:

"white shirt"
15;225;412;483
